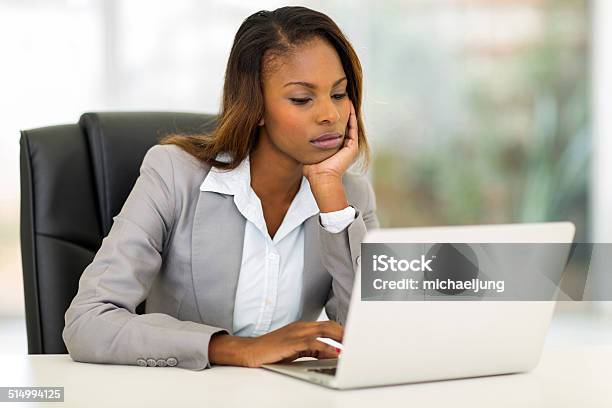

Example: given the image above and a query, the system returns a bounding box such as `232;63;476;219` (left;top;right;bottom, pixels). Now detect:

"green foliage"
371;0;589;240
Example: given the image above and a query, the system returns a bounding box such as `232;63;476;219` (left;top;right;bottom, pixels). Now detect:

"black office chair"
20;112;217;354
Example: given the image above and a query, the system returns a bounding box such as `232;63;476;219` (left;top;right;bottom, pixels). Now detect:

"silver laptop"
262;222;575;389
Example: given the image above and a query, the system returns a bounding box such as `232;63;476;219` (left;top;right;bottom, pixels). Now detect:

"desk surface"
0;343;611;408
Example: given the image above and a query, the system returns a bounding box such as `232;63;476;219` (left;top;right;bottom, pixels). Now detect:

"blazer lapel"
191;190;245;332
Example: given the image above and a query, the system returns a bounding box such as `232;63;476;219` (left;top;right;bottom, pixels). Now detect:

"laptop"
262;222;575;389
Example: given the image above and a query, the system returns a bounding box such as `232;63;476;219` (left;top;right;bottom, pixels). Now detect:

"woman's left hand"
302;99;359;181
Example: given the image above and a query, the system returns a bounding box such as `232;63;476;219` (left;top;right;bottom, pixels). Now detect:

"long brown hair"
160;6;370;172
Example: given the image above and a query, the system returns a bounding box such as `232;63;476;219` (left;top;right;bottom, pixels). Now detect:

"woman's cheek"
280;114;309;142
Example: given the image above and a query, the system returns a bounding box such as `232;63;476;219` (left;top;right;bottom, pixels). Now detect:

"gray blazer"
63;144;379;370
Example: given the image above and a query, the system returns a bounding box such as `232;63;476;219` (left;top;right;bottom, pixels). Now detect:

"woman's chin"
301;149;338;165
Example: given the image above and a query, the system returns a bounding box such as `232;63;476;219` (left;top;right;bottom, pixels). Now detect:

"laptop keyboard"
307;367;337;376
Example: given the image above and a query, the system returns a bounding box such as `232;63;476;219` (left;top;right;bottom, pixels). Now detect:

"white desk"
0;344;610;407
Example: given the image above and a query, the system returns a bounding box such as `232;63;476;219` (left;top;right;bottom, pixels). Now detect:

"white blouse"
200;154;356;337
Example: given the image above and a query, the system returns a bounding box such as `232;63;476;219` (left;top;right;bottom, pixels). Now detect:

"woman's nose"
316;99;340;124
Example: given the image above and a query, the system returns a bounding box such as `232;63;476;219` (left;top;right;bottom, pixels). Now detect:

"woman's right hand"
209;320;343;368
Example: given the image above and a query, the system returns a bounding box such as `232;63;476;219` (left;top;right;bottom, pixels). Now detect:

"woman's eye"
290;98;311;105
290;93;347;105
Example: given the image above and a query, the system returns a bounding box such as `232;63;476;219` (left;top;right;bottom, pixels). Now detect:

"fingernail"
335;348;341;353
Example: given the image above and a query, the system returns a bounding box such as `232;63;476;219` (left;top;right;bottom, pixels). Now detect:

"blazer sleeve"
62;145;228;371
320;176;379;325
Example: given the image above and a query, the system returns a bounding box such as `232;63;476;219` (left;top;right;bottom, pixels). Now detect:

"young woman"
63;6;379;370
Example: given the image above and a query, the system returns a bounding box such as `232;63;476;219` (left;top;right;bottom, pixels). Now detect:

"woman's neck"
249;134;303;205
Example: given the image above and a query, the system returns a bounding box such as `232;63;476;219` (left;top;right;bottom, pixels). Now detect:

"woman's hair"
160;6;370;172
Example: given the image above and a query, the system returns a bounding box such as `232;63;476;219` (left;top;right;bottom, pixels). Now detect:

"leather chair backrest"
20;112;217;353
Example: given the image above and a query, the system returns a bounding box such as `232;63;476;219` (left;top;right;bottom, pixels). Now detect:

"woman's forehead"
263;38;346;90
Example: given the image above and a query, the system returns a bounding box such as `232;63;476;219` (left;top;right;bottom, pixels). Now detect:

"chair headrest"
79;112;217;235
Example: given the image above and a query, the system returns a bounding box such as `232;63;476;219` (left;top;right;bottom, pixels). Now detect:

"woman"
63;6;379;370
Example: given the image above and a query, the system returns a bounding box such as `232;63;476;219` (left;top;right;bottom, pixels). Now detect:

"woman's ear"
258;118;264;126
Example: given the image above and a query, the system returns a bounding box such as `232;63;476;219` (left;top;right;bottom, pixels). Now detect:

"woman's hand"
209;320;343;368
303;100;359;212
302;100;359;181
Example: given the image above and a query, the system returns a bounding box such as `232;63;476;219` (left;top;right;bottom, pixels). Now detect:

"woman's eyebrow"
283;77;347;89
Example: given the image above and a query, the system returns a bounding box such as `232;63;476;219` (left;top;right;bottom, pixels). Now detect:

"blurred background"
1;0;610;353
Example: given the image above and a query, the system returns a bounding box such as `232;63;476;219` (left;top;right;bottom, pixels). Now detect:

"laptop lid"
334;222;575;389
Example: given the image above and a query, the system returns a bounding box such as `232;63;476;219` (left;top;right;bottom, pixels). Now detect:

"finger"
316;320;345;342
277;347;338;364
306;339;341;360
277;350;310;364
299;321;344;344
345;102;358;148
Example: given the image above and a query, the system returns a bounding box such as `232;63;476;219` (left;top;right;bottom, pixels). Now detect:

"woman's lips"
310;133;343;149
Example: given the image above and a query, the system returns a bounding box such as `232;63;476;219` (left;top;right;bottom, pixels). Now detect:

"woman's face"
259;37;350;166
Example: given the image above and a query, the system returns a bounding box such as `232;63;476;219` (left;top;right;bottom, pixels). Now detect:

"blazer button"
146;358;157;367
136;358;147;367
156;359;167;367
167;357;178;367
356;255;361;266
